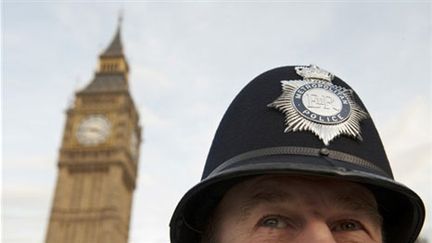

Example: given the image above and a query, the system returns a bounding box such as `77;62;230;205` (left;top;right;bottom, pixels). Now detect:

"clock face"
76;115;111;146
130;130;139;159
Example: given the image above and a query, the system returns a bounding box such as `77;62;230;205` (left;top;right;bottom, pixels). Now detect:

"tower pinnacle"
118;9;124;28
81;20;130;94
96;18;129;76
100;19;124;58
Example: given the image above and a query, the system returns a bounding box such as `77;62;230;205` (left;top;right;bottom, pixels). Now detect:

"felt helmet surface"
170;65;425;243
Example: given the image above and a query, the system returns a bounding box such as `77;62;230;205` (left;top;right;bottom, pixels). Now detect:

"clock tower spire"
45;22;141;243
98;15;128;76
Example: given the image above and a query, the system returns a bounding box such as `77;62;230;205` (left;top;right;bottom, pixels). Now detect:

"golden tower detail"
45;24;141;243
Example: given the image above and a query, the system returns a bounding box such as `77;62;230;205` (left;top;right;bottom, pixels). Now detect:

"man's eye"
258;215;290;229
331;220;363;232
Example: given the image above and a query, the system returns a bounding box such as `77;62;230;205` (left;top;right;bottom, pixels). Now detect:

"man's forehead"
213;174;383;227
224;175;378;208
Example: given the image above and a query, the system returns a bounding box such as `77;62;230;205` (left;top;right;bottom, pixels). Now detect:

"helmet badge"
268;65;369;145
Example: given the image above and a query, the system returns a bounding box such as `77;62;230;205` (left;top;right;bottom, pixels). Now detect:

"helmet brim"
170;154;425;243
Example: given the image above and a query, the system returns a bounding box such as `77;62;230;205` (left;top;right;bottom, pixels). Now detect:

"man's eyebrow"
239;190;294;220
334;194;375;211
334;193;383;225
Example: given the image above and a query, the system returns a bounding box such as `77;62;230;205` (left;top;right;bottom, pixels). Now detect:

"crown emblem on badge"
268;65;369;145
295;65;334;82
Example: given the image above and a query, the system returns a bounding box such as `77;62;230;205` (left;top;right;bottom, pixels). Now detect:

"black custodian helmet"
170;65;425;243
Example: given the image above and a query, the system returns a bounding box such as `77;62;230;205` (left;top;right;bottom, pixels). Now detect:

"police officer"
170;65;425;243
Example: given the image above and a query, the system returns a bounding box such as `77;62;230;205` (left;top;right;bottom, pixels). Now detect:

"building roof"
100;26;124;58
78;21;130;94
79;73;128;94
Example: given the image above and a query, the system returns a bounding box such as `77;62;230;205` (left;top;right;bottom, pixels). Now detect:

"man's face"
209;175;383;243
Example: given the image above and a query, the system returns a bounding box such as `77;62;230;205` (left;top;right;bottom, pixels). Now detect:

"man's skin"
208;175;383;243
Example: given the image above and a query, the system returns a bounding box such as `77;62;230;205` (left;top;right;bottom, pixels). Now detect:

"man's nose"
297;220;336;243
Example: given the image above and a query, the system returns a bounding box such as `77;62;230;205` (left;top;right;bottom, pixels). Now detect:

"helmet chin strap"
182;215;203;234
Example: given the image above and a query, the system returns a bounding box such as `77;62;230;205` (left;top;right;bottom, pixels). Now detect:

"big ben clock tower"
45;22;141;243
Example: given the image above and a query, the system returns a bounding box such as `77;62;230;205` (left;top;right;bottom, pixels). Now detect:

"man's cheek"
251;228;298;243
218;221;297;243
333;232;375;243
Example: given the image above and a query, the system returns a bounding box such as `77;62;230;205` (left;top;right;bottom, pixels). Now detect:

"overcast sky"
2;2;431;243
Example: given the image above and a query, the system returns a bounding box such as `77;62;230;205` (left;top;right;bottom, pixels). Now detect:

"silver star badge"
268;65;369;145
